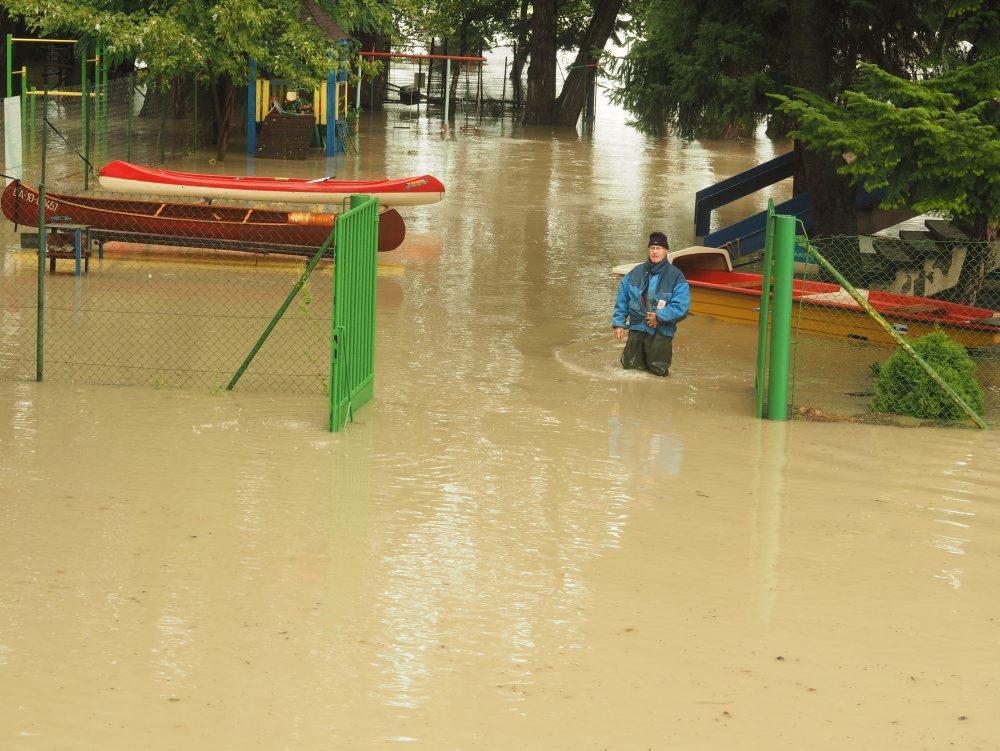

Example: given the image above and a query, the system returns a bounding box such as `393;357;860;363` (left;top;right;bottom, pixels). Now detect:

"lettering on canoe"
13;186;61;214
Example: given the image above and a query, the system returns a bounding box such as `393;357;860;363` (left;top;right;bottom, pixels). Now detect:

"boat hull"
685;269;1000;349
2;181;406;253
616;248;1000;349
98;160;445;207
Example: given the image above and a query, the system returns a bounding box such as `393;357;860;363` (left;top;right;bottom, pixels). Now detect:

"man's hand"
645;311;658;327
614;327;626;341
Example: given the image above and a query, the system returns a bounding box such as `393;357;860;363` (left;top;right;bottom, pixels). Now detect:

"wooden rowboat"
1;180;406;254
614;247;1000;349
98;160;445;207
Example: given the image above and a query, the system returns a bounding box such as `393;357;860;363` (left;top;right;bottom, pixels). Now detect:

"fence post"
755;202;776;418
766;214;796;420
81;47;89;189
37;89;48;381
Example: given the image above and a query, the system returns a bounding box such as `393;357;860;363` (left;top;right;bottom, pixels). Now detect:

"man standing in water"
612;231;691;376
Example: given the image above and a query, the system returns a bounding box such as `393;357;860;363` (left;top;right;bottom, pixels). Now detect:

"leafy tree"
4;0;391;160
394;0;521;109
524;0;628;125
773;58;1000;302
554;0;625;126
606;0;937;234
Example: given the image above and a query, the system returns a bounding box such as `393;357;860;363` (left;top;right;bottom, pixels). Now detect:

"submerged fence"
1;96;384;425
781;232;1000;424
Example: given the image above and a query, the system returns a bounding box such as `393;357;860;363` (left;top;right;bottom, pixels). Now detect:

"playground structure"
5;33;111;187
693;151;917;257
357;51;487;131
247;55;353;158
695;151;1000;302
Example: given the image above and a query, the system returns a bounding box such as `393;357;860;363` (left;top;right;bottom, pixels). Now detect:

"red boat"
614;247;1000;349
1;180;406;254
98;160;445;207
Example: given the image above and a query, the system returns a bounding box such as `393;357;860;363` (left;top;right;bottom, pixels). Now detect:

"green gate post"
755;201;777;418
766;214;796;420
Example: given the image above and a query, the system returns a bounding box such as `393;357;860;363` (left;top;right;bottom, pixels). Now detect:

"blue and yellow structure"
247;56;350;158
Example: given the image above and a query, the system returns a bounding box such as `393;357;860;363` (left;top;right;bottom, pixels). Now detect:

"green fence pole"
81;45;89;189
37;89;49;382
766;214;796;420
20;67;27;143
756;200;777;418
227;228;337;390
804;240;989;429
29;86;36;169
102;47;109;142
5;34;11;97
93;50;101;154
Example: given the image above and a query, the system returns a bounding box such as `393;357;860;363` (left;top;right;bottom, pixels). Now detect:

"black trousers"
621;330;673;376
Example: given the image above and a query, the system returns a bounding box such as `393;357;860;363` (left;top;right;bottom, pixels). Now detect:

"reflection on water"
2;94;1000;750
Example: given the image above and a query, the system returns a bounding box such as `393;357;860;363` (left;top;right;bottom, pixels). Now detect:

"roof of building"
300;0;353;43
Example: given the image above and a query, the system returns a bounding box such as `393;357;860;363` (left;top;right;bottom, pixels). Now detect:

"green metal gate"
329;196;380;431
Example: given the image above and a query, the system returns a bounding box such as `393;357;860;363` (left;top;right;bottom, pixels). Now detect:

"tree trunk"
787;0;858;238
209;71;235;162
510;0;530;109
953;216;994;306
555;0;624;127
524;0;557;125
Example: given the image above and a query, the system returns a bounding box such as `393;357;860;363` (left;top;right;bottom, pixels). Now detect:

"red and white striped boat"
98;160;445;207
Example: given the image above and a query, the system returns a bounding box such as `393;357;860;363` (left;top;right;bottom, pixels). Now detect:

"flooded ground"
2;99;1000;750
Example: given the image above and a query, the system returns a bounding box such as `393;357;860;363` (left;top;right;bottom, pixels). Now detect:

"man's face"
648;244;668;263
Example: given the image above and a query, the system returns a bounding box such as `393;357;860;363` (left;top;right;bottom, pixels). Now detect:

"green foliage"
870;330;985;420
606;0;786;137
4;0;393;87
772;57;1000;238
607;0;934;138
394;0;521;52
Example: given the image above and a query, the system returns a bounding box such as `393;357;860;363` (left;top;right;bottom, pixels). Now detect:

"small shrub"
870;330;984;420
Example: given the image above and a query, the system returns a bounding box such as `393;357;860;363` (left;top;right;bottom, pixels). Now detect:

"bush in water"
870;330;984;420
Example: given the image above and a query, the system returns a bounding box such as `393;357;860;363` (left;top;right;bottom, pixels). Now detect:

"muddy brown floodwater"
2;99;1000;750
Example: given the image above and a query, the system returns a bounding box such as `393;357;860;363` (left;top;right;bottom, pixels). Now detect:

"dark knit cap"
648;231;669;249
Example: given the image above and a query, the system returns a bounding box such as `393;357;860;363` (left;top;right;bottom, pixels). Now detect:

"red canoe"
1;180;406;253
98;160;445;207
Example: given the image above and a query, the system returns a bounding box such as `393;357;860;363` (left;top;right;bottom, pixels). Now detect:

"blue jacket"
612;260;691;337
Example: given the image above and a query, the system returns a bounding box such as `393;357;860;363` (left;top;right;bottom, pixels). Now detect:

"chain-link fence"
1;82;392;396
786;233;1000;424
378;55;526;118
